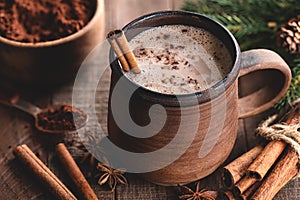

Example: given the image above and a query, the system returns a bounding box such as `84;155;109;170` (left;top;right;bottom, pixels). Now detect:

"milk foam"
124;25;232;94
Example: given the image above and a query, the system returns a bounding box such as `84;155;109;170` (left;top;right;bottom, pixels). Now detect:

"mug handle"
238;49;292;118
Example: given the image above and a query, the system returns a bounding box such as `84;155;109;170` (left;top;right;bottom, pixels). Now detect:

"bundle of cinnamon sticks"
221;108;300;200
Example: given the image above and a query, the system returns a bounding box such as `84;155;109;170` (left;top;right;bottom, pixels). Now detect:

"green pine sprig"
212;14;271;40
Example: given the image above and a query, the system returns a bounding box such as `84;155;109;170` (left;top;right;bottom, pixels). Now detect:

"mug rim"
0;0;103;48
110;10;241;105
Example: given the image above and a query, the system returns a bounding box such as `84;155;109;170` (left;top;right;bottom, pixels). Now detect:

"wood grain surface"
0;0;299;199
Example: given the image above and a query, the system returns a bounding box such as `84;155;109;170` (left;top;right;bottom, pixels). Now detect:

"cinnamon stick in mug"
14;144;77;200
114;30;141;74
107;30;140;73
107;31;130;72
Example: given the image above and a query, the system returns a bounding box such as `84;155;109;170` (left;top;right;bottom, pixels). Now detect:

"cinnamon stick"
107;31;130;72
247;140;286;180
222;145;263;189
56;143;98;200
250;146;298;200
233;175;257;196
14;144;77;200
241;181;261;200
114;29;141;74
107;30;141;73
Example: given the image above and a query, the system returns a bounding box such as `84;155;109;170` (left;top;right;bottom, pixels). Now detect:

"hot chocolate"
125;25;233;94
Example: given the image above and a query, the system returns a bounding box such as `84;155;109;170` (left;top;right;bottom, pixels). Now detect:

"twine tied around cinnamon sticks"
256;114;300;178
221;105;300;200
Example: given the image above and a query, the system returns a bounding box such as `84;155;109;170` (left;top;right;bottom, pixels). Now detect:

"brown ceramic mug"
107;10;291;186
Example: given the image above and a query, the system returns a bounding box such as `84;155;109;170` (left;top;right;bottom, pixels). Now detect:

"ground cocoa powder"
0;0;95;43
37;105;87;131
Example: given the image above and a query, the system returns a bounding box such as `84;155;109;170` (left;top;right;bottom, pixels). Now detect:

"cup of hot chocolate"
0;0;104;88
107;11;292;185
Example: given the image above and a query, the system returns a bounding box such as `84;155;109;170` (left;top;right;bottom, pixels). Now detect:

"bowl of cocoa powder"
0;0;104;88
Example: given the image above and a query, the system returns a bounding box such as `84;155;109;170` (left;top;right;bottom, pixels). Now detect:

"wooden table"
0;0;299;199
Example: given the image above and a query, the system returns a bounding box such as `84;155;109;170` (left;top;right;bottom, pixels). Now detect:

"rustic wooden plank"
173;0;186;9
108;0;174;30
105;0;185;33
104;0;114;33
116;174;177;200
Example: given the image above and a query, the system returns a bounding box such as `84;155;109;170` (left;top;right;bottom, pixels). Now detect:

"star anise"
96;162;127;191
76;132;107;176
178;182;218;200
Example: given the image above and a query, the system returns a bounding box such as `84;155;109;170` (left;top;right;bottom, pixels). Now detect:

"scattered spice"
0;0;95;43
163;34;170;39
178;182;218;200
176;45;185;50
181;29;188;33
96;163;127;191
132;47;195;84
37;105;87;131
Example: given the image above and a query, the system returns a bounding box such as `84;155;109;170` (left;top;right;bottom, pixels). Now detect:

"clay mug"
0;0;105;88
107;10;292;186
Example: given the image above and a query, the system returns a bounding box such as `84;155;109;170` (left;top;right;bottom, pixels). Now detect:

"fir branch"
182;0;244;15
182;0;276;42
211;14;272;40
182;0;300;24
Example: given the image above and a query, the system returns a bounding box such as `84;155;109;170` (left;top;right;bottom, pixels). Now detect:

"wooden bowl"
0;0;105;88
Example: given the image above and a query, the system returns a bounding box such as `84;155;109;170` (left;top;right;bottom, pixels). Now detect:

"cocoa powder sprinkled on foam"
125;25;233;94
